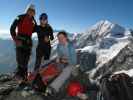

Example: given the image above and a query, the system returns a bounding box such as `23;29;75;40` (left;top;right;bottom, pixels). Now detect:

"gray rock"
4;90;44;100
0;75;17;100
0;73;88;100
99;37;118;49
0;74;12;83
77;51;96;72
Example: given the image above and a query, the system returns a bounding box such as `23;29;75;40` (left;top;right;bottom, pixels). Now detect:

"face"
27;9;35;17
40;18;48;26
58;34;68;44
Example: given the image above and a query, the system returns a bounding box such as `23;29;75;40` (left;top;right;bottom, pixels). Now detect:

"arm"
69;43;77;65
32;17;37;33
49;25;54;40
56;45;62;63
10;16;20;41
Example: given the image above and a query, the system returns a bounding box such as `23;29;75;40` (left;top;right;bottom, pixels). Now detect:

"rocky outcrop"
4;91;45;100
0;73;89;100
92;40;133;79
77;51;97;72
0;74;17;100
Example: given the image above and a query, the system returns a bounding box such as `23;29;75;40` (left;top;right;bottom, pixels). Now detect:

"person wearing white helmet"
10;4;37;83
26;4;36;17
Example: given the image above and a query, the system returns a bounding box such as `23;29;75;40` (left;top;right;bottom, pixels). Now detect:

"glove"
44;36;50;43
60;57;68;64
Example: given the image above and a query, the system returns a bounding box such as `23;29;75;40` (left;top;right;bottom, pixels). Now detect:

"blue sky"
0;0;133;33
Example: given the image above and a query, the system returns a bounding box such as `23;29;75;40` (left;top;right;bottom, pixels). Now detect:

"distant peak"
95;20;113;26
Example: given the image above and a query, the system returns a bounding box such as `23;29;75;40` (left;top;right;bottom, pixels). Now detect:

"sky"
0;0;133;34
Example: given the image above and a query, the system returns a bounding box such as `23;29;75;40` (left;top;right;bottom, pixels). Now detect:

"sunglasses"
40;18;47;21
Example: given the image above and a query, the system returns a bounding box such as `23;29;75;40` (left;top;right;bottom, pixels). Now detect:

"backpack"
28;63;60;92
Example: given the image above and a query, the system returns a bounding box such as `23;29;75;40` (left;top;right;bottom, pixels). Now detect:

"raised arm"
49;25;54;41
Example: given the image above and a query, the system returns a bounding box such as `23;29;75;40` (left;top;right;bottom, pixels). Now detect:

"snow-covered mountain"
77;20;133;79
77;20;128;48
77;20;131;56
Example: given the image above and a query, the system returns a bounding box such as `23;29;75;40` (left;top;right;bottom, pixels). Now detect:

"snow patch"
114;69;133;77
97;40;130;68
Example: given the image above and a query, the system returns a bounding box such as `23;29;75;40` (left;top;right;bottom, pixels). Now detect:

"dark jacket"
35;24;54;46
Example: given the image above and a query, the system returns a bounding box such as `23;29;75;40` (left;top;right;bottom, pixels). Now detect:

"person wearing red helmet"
67;81;88;100
45;31;77;96
67;81;84;96
10;4;37;82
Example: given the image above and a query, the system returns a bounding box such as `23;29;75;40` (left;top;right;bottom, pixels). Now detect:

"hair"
57;31;68;38
27;8;35;13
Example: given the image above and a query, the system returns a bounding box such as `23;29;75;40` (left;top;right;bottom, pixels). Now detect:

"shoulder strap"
17;14;26;24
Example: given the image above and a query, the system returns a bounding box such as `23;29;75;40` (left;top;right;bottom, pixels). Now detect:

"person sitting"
46;31;77;94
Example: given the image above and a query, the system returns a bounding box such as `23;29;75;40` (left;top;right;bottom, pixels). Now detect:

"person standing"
34;13;54;72
10;4;36;81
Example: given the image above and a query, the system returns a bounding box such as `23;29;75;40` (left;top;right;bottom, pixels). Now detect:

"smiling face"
27;9;35;17
57;33;68;45
40;18;48;26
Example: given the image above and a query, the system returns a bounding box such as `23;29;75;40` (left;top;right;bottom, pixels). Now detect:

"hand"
44;37;50;43
56;58;60;63
77;92;88;100
15;40;22;47
60;58;68;64
42;75;54;81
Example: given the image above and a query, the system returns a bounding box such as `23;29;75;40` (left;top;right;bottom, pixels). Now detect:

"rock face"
91;40;133;79
99;37;118;49
4;91;45;100
75;20;133;81
0;73;91;100
0;74;17;100
77;51;97;72
0;74;60;100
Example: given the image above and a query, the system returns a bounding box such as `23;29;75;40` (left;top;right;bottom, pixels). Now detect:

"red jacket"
10;14;36;41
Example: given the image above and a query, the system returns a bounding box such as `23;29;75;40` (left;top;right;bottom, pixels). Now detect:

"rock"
77;51;96;72
0;74;17;100
130;29;133;36
0;76;17;95
110;24;125;38
0;74;13;83
4;90;44;100
0;83;15;95
99;37;118;49
0;73;91;100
